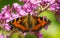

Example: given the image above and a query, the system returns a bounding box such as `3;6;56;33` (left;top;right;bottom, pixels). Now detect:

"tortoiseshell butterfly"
8;13;51;32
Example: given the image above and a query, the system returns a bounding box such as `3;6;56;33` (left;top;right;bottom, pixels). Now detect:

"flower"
18;10;28;16
23;32;27;36
38;32;42;38
0;13;3;23
11;13;20;18
6;35;10;38
2;23;11;31
0;13;2;19
12;3;22;12
0;4;12;23
0;33;10;38
19;0;28;2
30;0;41;5
34;32;43;38
19;0;42;5
0;34;4;38
42;0;55;4
22;2;33;12
0;5;12;31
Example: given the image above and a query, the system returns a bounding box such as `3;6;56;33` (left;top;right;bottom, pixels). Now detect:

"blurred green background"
0;0;60;38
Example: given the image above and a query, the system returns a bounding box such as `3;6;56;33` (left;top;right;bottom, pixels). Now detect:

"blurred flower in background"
0;33;10;38
34;32;43;38
0;33;4;38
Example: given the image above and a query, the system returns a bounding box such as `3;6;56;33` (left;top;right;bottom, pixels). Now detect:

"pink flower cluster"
20;0;55;4
19;0;60;22
0;34;4;38
0;33;9;38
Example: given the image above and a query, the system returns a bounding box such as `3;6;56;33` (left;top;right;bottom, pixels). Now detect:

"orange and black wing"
31;16;51;32
9;17;29;32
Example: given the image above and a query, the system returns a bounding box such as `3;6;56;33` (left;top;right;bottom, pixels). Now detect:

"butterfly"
8;13;51;32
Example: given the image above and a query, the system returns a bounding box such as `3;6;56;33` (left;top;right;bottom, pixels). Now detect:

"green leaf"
10;32;25;38
25;33;37;38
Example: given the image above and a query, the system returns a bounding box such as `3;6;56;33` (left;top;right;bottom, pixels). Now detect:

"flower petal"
18;10;28;16
44;25;48;30
12;3;22;12
23;32;27;36
2;24;11;31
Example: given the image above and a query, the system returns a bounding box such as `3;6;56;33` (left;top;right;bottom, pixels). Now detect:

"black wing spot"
16;18;19;21
19;21;26;27
37;21;39;24
9;21;11;24
18;28;29;32
20;17;22;20
8;21;15;30
20;21;23;25
33;16;38;19
48;20;51;25
10;26;13;30
35;21;39;25
40;17;43;20
44;18;47;22
20;17;25;20
12;20;14;23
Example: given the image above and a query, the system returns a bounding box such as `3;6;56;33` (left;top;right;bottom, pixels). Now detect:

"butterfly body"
9;14;51;32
